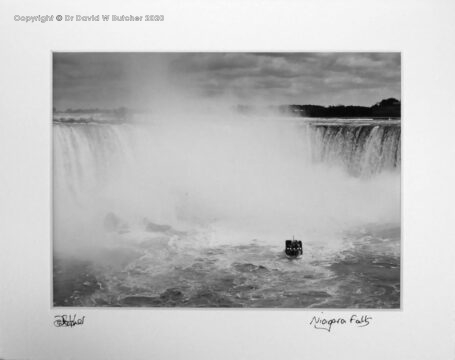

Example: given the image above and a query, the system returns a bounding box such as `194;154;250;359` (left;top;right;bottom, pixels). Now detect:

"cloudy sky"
53;52;400;110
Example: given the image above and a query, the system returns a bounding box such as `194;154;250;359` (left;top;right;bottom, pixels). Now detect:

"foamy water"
53;113;400;308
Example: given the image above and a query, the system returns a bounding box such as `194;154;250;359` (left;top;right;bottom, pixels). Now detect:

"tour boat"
285;236;303;259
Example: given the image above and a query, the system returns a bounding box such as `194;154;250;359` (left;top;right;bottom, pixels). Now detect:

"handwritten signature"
310;314;372;332
54;314;85;328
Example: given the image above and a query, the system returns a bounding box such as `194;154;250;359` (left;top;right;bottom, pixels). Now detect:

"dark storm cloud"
53;52;400;109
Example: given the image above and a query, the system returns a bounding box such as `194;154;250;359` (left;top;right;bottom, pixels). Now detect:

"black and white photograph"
4;0;455;358
53;52;401;308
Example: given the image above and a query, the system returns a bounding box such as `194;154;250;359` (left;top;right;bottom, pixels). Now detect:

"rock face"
143;219;186;236
145;221;172;233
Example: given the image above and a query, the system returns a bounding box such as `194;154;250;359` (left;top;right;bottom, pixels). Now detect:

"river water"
53;114;400;308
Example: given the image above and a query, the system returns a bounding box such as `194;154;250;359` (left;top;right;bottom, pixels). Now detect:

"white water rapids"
53;114;401;308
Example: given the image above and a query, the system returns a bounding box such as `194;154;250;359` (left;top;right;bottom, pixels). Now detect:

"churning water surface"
53;114;401;308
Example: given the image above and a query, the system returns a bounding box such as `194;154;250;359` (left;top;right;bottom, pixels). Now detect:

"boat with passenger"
285;236;303;259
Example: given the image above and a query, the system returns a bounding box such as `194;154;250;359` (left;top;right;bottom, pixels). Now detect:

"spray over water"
54;113;400;251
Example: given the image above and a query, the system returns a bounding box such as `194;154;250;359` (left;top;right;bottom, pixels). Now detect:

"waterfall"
309;124;400;177
54;123;136;202
54;120;401;195
53;116;401;249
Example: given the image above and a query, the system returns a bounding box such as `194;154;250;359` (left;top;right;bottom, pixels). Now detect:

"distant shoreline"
53;98;401;121
278;98;401;119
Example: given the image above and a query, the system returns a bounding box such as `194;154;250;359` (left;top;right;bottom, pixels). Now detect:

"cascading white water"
53;115;401;252
309;123;400;177
53;114;401;308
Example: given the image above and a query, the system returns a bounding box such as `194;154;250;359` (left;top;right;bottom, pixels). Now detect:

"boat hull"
285;252;302;260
